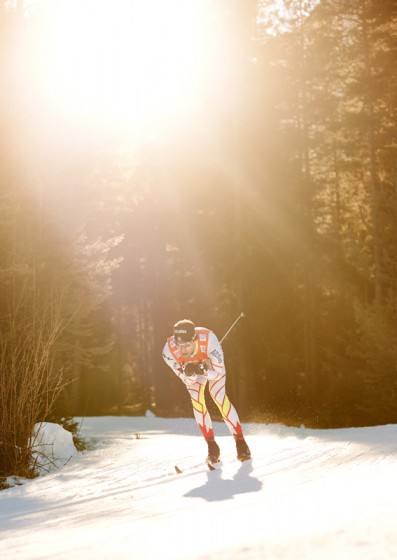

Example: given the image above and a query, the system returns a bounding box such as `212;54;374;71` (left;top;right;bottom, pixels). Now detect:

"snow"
1;416;397;559
32;422;78;474
5;423;78;489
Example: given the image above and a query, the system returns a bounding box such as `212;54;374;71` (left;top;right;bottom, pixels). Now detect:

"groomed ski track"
1;416;397;560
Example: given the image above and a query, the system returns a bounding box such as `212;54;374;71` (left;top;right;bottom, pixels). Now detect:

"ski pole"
220;312;246;344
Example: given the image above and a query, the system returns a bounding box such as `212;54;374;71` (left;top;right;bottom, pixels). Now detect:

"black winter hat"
173;319;196;342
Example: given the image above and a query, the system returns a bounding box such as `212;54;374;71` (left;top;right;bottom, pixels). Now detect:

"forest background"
1;0;397;444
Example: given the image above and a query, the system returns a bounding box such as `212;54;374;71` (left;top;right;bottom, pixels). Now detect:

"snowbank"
4;422;78;489
31;422;78;474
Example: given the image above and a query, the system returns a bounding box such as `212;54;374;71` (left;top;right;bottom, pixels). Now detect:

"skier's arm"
162;343;198;385
204;331;226;380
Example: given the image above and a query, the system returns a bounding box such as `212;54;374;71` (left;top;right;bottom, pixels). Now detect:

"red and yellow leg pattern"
187;381;214;440
209;377;244;440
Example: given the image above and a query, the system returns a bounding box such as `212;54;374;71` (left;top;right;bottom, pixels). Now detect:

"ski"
174;462;218;474
174;457;251;474
207;457;251;469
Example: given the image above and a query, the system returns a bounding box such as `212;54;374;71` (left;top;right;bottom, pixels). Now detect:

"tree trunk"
362;7;383;306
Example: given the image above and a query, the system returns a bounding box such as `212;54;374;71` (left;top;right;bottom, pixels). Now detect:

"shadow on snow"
184;461;262;502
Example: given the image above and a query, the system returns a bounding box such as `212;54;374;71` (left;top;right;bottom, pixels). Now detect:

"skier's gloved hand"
184;362;202;377
200;360;209;375
184;362;208;377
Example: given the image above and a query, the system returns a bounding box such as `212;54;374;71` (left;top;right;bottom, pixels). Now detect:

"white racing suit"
162;327;245;442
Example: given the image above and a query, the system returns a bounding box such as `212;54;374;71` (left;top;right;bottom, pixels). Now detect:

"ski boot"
235;437;251;462
206;438;220;465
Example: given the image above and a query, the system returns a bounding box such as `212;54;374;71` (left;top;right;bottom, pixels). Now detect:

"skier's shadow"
184;461;262;502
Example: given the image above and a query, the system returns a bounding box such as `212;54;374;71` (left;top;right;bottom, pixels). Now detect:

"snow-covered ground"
1;415;397;559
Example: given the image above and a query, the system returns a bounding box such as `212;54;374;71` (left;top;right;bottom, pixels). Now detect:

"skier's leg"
209;377;251;460
208;376;244;439
187;380;220;462
187;380;214;440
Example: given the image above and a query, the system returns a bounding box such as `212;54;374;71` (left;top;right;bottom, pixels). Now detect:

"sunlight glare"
35;0;209;134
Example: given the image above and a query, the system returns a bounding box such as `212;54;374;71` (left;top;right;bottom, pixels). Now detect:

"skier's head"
173;319;196;346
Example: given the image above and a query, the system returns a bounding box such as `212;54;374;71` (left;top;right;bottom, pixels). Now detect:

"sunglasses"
175;337;195;347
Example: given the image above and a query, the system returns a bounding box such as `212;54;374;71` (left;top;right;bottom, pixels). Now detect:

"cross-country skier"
162;319;251;465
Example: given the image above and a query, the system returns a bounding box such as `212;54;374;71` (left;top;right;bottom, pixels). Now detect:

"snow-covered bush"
31;423;78;475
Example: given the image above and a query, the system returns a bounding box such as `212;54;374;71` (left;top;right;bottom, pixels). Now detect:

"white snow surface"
1;415;397;559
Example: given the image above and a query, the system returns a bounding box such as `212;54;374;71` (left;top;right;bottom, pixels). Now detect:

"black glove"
184;362;206;377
